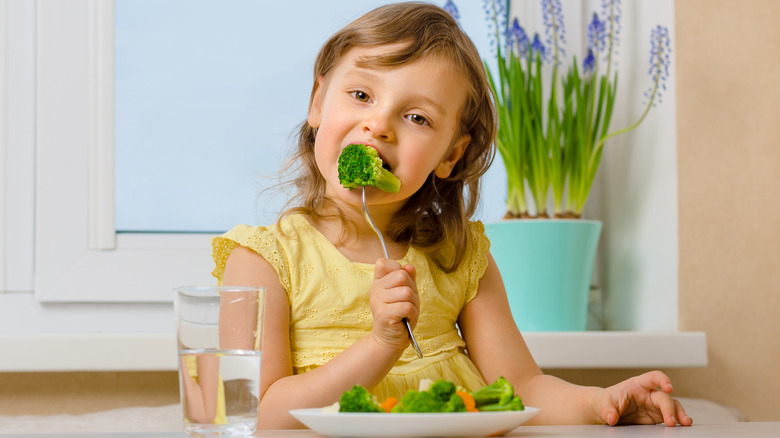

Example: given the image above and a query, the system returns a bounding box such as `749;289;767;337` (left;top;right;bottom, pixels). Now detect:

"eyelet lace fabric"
211;214;491;399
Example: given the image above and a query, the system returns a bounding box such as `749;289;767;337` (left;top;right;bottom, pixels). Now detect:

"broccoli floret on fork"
337;144;401;193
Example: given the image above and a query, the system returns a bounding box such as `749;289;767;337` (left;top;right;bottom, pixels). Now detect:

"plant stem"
587;77;657;172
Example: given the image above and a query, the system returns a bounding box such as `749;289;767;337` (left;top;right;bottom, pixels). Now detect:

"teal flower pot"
484;220;602;332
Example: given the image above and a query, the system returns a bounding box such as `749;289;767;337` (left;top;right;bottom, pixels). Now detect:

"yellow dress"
211;214;490;400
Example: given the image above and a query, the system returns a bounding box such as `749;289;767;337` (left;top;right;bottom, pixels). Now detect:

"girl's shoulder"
467;220;487;243
428;220;490;281
212;214;300;248
461;220;490;280
210;214;314;285
420;220;490;305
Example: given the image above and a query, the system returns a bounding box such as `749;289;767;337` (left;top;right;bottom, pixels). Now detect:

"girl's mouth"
356;143;393;171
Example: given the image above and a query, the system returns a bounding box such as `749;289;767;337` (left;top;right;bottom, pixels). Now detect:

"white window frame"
0;0;6;292
35;0;214;303
2;0;36;294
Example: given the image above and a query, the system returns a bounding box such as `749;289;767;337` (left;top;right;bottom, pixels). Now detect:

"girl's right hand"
369;258;419;353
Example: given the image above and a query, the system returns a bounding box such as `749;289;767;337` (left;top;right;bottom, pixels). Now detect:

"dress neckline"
289;214;413;268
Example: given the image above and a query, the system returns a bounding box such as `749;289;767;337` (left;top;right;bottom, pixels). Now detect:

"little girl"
211;2;692;430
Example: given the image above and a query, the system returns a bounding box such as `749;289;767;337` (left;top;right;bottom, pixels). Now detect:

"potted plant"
446;0;671;331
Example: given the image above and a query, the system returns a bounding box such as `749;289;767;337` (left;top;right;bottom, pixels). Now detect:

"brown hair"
280;2;496;273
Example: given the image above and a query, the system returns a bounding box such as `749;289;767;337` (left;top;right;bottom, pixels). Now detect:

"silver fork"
362;187;423;358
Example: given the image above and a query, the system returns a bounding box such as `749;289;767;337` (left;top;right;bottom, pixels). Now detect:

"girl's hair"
281;1;496;273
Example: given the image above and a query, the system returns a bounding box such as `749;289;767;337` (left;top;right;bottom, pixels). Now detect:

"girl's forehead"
335;50;462;91
338;44;453;69
323;44;470;115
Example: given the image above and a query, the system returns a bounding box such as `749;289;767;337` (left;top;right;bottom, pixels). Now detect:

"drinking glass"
174;285;265;436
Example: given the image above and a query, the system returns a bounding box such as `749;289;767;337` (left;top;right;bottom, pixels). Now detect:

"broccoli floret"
338;385;383;413
339;379;488;414
337;144;401;193
442;393;468;413
471;377;516;409
390;380;469;413
390;390;444;413
477;395;525;412
430;380;467;412
428;379;457;403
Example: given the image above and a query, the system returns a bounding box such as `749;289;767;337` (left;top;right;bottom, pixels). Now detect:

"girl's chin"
325;186;363;206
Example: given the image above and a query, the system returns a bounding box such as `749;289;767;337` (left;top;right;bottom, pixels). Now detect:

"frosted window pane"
114;0;503;233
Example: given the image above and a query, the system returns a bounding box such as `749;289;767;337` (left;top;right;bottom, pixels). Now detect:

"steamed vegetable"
337;143;401;193
473;377;515;410
390;380;468;413
391;389;455;413
338;385;383;413
334;377;523;413
477;395;525;412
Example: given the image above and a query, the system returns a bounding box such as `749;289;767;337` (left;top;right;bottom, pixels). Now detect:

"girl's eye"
407;114;429;126
350;91;370;102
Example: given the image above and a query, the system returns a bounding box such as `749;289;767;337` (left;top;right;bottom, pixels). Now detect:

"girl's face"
308;45;471;214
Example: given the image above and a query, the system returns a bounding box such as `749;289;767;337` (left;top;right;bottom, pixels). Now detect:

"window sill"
0;331;706;372
523;331;707;369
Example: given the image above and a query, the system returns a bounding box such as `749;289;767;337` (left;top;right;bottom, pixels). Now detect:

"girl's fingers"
652;389;680;427
637;370;674;394
675;398;694;426
403;263;416;282
638;371;694;427
599;405;619;426
383;283;419;323
374;258;402;279
597;372;691;427
374;260;416;291
370;259;419;332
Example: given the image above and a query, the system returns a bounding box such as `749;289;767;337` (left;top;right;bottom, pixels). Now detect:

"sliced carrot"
380;396;398;413
456;391;478;413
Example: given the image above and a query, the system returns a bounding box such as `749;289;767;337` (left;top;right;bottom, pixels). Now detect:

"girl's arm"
179;355;221;424
222;245;415;429
458;252;598;424
458;252;690;426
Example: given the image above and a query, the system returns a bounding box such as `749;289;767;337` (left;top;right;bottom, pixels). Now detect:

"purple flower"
645;25;671;105
583;49;596;74
443;0;460;23
542;0;566;64
601;0;622;66
531;33;547;62
587;13;607;53
507;18;530;57
483;0;508;56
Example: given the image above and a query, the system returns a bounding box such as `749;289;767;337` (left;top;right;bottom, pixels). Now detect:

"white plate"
289;406;539;437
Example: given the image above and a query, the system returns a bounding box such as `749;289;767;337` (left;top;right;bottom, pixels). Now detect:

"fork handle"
404;318;424;358
363;188;423;358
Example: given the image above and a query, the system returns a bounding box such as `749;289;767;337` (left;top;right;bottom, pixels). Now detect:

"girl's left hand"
592;371;693;427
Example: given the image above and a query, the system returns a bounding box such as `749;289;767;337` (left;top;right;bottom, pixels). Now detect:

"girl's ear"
434;133;471;178
307;76;325;128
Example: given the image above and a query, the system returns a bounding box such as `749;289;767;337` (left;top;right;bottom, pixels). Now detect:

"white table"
4;423;780;438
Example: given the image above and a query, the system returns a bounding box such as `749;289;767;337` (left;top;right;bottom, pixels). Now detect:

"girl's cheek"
398;169;430;196
312;146;333;180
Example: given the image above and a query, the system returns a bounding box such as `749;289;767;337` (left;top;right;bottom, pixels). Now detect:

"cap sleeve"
462;221;491;304
211;224;291;294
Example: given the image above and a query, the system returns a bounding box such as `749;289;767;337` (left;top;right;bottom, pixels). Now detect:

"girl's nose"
362;109;395;142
